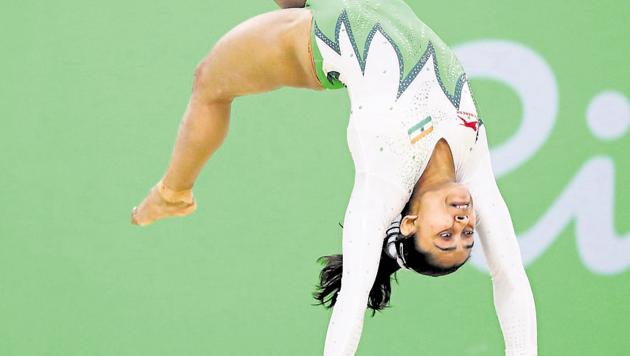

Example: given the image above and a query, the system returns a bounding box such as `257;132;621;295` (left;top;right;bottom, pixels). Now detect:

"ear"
400;215;418;236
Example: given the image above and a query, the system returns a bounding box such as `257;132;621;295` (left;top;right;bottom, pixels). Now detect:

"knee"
192;58;233;103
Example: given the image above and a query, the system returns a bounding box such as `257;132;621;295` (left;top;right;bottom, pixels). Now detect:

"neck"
411;138;456;201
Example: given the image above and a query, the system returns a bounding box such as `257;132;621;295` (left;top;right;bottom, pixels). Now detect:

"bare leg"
132;8;322;226
161;96;231;192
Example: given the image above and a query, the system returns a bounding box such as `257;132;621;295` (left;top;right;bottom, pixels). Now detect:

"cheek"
417;211;451;232
417;213;439;232
415;228;434;251
417;191;444;210
416;218;448;248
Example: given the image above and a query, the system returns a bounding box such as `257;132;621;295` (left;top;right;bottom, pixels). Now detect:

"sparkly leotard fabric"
306;1;537;355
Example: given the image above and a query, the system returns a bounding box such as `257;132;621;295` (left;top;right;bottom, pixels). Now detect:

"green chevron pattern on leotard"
307;0;467;107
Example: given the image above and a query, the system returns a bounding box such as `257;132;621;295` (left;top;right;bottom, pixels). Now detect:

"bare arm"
274;0;306;8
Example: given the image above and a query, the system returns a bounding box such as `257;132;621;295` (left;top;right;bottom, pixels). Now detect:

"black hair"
313;201;469;314
313;224;402;315
398;234;469;276
397;199;470;276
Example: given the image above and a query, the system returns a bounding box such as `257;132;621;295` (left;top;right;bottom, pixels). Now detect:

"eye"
464;230;475;236
439;231;452;238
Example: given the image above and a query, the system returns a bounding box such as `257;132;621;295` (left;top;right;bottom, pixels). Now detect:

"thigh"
194;8;323;101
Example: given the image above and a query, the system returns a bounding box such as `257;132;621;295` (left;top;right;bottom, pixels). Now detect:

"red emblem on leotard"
457;111;479;132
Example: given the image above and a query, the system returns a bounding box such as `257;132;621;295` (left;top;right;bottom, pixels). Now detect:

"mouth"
449;202;471;209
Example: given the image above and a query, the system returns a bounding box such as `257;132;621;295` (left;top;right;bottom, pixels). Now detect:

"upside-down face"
400;182;476;268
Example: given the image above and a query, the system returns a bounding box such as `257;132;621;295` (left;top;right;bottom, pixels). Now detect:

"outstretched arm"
131;9;321;225
323;122;411;355
324;171;408;355
466;128;538;355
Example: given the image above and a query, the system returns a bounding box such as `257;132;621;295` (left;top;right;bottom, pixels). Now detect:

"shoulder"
455;120;494;183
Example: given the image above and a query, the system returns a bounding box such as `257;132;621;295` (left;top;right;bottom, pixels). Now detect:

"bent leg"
132;8;322;226
165;8;322;190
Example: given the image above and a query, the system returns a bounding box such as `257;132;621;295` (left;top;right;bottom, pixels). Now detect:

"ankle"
157;180;194;204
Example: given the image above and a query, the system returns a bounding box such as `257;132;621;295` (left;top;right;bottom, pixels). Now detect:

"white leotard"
314;18;537;356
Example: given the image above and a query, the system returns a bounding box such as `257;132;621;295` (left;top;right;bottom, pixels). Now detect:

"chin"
445;184;471;202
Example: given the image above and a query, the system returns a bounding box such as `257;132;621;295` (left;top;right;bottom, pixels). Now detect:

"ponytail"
313;227;402;315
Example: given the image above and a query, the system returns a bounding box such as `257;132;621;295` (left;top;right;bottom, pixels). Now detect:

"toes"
131;206;153;226
131;207;139;225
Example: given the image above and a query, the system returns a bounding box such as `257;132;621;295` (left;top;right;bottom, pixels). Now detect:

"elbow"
335;284;372;309
490;261;531;292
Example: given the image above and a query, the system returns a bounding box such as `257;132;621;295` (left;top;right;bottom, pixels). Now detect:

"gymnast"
131;0;537;354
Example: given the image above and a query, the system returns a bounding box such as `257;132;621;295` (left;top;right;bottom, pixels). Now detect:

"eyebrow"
433;243;456;251
433;241;475;251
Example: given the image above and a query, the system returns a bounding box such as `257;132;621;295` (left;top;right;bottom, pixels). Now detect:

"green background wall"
1;0;629;355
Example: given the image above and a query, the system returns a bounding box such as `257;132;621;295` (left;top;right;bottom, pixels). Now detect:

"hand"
131;181;197;226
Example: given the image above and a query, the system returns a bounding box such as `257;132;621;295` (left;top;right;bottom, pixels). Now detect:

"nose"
455;215;469;223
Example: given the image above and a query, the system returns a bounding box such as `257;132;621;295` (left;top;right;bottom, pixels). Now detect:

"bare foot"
131;181;196;226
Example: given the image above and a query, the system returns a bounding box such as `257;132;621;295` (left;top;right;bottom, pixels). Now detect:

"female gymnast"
131;0;537;354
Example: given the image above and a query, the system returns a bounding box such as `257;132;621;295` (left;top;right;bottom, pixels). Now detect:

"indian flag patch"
408;116;433;144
